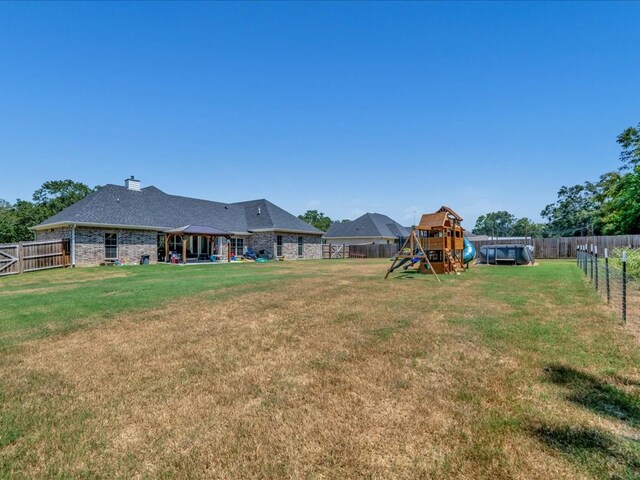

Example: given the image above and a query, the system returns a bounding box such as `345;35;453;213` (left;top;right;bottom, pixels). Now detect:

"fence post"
18;241;24;274
577;245;580;267
622;251;627;324
605;248;610;304
594;245;598;292
584;244;588;275
589;244;594;281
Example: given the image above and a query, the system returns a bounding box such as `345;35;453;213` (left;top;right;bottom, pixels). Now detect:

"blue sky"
1;2;639;228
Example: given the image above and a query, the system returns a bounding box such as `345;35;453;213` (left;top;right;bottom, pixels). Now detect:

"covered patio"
164;225;232;264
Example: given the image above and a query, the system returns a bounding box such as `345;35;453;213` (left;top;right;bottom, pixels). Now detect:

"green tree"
598;124;640;233
0;199;16;243
472;211;516;237
601;166;640;233
12;200;43;241
298;210;333;232
617;123;640;168
512;217;545;237
540;122;640;235
540;182;604;236
0;180;95;243
32;180;94;218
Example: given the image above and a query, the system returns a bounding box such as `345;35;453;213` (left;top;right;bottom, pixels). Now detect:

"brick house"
323;213;409;246
32;177;323;266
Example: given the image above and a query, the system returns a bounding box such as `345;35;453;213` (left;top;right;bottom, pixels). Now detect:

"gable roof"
233;198;323;233
418;211;450;230
324;213;410;239
33;184;323;235
437;205;463;221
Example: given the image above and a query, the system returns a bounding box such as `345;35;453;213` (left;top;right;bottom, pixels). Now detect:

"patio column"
165;234;172;263
182;234;187;264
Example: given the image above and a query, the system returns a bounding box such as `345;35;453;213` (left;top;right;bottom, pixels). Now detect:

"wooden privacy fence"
322;243;399;259
0;239;71;276
348;243;399;259
322;235;640;260
322;244;350;259
471;235;640;259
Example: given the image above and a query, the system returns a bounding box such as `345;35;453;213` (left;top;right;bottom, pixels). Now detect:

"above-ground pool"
477;244;535;265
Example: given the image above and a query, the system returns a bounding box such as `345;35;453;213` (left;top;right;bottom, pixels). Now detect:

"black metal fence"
576;245;638;324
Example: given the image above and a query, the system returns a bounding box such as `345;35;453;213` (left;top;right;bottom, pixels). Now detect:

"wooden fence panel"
347;244;399;259
22;239;70;272
0;240;70;276
471;235;640;259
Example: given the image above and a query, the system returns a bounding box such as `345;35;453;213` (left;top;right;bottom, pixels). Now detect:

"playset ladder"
445;249;462;275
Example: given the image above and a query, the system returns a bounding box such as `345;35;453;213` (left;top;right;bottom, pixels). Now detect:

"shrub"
610;247;640;279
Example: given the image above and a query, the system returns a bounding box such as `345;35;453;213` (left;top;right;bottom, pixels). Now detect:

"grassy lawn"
1;260;639;478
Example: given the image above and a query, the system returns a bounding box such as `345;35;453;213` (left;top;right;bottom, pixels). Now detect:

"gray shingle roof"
324;213;409;239
34;185;322;235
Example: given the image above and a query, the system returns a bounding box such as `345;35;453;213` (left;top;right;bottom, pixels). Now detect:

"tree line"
1;123;638;243
0;180;95;243
474;123;640;237
297;210;350;232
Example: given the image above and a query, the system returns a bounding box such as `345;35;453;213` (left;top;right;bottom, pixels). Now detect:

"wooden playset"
385;206;468;280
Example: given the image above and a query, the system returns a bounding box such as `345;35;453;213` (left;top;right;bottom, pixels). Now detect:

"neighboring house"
323;213;410;245
32;177;323;266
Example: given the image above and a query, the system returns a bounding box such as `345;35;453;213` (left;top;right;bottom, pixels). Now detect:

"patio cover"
165;225;233;237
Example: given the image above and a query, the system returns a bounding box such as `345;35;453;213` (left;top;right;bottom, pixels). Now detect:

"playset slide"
463;237;476;264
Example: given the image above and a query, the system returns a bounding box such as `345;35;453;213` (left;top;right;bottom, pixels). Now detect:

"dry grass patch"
1;260;638;478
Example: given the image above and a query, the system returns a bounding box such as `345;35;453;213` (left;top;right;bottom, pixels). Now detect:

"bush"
610;247;640;279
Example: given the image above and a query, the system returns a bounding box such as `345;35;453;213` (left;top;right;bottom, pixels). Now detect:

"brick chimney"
125;176;140;191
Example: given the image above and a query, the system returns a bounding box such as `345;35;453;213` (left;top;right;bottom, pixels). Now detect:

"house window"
230;238;244;256
276;235;283;257
298;236;303;257
105;233;118;259
169;236;182;253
